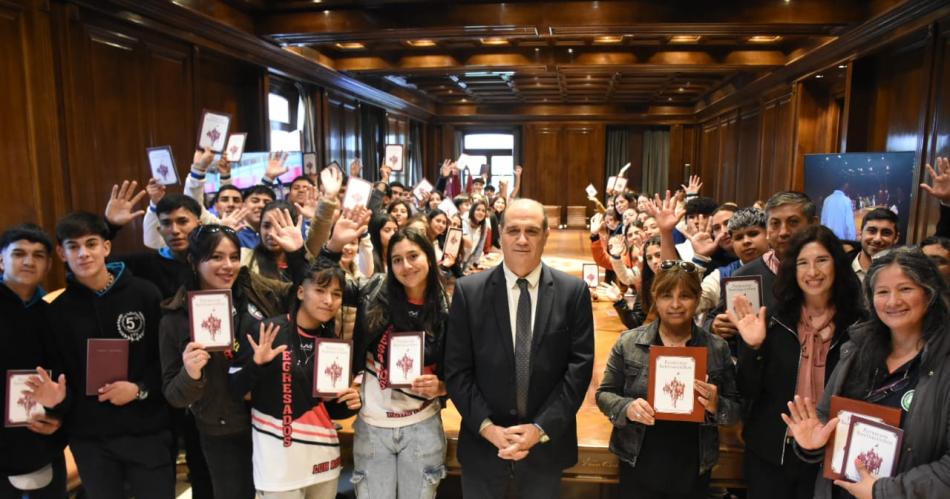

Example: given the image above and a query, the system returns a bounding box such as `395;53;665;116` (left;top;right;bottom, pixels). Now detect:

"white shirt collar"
502;262;543;290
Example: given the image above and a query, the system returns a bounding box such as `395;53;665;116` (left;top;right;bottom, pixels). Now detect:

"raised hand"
192;147;214;173
681;175;703;196
105;180;147;226
265;151;289;180
380;164;392;181
643;190;683;233
320;166;343;198
294;184;318;221
349;158;362;178
607;234;626;258
726;295;767;349
248;322;286;366
24;367;66;408
270;208;305;253
514;165;523;177
182;342;210;381
689;216;722;257
220;205;250;231
145;177;166;205
780;395;837;451
597;282;623;302
920;156;950;202
440;159;453;178
589;213;604;236
327;207;371;252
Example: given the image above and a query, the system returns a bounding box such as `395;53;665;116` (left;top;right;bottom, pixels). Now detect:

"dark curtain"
642;129;670;195
408;120;423;185
605;126;630;188
360;104;384;182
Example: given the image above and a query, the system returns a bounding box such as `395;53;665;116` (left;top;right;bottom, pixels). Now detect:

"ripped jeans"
351;414;447;499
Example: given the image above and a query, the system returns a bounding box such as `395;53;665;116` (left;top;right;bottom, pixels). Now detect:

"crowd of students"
0;149;948;499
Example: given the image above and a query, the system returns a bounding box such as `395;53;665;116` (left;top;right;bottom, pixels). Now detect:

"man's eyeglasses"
659;260;699;273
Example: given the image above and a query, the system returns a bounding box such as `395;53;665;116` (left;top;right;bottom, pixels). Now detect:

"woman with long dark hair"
461;200;490;271
368;213;398;275
243;201;306;282
729;225;865;499
777;247;950;499
157;223;304;499
387;200;412;228
489;195;506;249
322;212;450;498
604;235;662;330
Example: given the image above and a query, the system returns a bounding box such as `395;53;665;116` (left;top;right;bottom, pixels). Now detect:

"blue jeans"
351;415;446;499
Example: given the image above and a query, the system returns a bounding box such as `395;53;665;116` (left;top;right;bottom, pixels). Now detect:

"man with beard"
850;208;900;282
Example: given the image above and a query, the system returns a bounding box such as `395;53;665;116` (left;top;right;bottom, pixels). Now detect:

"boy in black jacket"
0;224;67;499
36;212;174;499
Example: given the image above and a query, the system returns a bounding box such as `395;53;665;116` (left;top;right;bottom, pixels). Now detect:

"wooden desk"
338;299;745;487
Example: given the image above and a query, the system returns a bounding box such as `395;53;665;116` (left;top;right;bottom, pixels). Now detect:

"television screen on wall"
803;152;916;244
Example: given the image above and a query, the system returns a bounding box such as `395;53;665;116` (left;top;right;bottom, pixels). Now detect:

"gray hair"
765;191;816;219
727;207;767;233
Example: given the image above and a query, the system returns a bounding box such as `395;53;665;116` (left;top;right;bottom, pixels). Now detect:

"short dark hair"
861;208;899;231
212;185;243;206
472;177;485;185
389;181;406;191
243;185;276;201
300;258;345;290
921;235;950;252
290;175;315;188
55;211;110;243
0;223;53;253
484;185;496;193
156;194;201;218
453;194;470;209
685;196;718;217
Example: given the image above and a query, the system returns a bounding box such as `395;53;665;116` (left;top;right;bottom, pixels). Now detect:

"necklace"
96;272;115;294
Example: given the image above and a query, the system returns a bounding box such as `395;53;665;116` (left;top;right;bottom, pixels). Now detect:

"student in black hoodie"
34;212;173;499
0;224;66;499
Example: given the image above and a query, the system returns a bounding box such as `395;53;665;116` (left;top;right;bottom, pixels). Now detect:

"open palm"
249;323;286;366
726;295;767;349
781;395;837;451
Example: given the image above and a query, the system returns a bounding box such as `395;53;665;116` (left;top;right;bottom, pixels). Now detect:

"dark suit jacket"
445;263;595;472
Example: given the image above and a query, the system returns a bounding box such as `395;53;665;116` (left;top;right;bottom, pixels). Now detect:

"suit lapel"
489;266;516;367
531;264;555;357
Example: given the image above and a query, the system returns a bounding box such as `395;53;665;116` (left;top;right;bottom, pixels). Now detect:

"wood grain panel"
718;113;739;202
736;109;762;205
522;124;563;205
700;122;720;198
564;125;606;215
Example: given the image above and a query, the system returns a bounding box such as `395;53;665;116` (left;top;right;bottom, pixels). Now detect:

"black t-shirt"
867;352;922;426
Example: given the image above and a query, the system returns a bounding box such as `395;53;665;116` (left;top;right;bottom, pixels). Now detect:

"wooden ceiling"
247;0;900;109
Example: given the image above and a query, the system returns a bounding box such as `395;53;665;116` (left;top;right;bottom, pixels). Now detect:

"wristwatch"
533;423;550;444
135;383;149;401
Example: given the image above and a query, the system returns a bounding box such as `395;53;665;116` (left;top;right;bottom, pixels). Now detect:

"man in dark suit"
445;198;594;498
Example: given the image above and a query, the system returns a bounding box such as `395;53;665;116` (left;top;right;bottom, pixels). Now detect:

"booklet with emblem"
342;177;373;209
606;176;617;192
188;290;234;352
841;416;903;482
384;144;404;172
413;179;434;202
443;227;463;261
5;370;46;427
146;146;179;185
224;133;247;162
312;338;352;397
582;263;600;288
823;396;903;479
387;332;424;389
721;275;763;316
438;197;459;217
86;339;129;396
197;110;231;153
303;153;318;176
585;184;597;198
614;177;628;192
647;346;708;422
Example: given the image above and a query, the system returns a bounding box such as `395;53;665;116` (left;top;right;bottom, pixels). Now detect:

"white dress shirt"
502;262;542;349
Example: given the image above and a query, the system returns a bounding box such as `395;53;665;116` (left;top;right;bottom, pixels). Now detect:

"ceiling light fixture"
335;42;365;49
748;35;782;43
593;35;623;44
815;74;824;79
670;35;701;44
480;37;509;46
567;48;574;54
838;64;847;69
406;39;436;47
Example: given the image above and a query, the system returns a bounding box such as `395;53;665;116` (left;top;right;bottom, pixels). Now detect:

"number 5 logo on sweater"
116;311;146;342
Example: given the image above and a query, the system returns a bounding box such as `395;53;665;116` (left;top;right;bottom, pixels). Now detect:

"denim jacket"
595;320;741;474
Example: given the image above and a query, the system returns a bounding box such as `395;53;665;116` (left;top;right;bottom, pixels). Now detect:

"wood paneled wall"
521;123;606;215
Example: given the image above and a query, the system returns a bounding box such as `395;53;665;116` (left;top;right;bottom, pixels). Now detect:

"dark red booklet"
85;339;129;396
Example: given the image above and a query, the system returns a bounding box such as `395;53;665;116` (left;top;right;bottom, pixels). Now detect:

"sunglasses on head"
192;224;237;239
659;260;699;273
